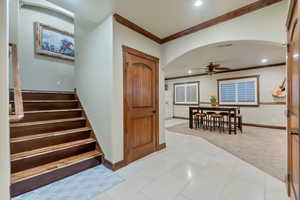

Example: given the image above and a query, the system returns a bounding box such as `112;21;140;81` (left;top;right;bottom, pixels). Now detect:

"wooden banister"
9;43;24;122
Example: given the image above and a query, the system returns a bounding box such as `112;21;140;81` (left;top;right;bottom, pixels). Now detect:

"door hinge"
125;62;129;72
288;173;292;182
287;43;291;53
289;131;300;136
287;109;293;118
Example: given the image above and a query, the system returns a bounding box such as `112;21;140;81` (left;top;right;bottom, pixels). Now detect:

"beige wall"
0;0;11;199
161;1;288;66
11;0;75;91
75;16;114;161
166;66;287;127
75;16;165;164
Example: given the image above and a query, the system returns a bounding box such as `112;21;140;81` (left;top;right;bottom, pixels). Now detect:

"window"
174;82;199;105
218;76;259;106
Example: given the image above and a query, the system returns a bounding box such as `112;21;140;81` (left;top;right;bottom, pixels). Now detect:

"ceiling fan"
191;62;231;75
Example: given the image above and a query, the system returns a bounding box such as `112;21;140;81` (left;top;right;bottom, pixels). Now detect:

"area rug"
13;165;124;200
167;123;287;182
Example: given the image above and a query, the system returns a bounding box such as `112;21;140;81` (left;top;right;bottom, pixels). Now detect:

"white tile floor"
92;119;290;200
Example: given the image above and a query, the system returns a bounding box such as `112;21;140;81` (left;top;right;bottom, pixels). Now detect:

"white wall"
166;66;287;127
112;21;165;163
75;16;114;161
9;0;19;43
13;0;75;91
0;0;11;199
162;1;288;66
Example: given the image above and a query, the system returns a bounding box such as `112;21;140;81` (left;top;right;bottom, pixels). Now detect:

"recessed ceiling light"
188;69;193;74
194;0;203;7
261;58;268;63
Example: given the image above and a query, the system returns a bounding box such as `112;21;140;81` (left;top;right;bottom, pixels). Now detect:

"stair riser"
11;131;92;154
11;120;86;138
10;92;75;100
23;102;79;111
17;111;82;123
11;157;101;197
12;142;96;173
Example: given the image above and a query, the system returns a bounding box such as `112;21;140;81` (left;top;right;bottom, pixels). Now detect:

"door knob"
289;131;299;136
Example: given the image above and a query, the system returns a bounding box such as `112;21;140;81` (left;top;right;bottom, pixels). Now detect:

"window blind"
220;83;236;103
175;85;185;103
186;84;198;103
218;76;258;105
237;81;256;103
174;82;199;105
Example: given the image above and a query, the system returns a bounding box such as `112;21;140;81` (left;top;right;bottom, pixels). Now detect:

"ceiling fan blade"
215;67;231;70
190;67;208;70
212;64;220;68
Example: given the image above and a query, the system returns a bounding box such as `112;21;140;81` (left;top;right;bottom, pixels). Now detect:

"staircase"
10;90;103;197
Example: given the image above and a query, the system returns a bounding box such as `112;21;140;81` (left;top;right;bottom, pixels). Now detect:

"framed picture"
35;22;75;61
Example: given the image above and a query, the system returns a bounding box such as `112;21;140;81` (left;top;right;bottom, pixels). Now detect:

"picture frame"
35;22;75;61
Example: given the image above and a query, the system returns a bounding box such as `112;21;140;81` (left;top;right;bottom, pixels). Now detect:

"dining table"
189;106;238;134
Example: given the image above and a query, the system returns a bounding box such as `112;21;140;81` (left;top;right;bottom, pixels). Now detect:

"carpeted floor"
167;123;287;182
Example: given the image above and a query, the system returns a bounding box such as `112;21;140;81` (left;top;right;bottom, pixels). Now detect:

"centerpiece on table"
210;96;218;107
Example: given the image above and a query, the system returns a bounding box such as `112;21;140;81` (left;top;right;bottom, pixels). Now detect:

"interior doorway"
123;46;160;164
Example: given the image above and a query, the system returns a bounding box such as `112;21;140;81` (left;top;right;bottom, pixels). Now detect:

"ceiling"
47;0;266;38
164;40;286;78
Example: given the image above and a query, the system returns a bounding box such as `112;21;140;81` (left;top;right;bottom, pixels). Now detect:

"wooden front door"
287;1;300;199
123;46;159;163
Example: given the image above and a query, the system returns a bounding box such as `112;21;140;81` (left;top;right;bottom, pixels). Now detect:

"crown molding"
161;0;284;43
165;62;286;81
114;0;284;44
113;14;162;44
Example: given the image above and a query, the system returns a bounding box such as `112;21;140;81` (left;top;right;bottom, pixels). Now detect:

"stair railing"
9;43;24;122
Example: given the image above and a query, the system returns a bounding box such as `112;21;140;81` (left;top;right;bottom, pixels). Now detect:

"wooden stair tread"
11;100;79;103
11;127;92;143
24;108;82;114
17;90;75;94
11;150;102;184
10;117;86;128
11;138;96;162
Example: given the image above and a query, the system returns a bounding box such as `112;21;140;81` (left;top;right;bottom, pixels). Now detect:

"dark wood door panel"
131;115;155;148
123;46;159;164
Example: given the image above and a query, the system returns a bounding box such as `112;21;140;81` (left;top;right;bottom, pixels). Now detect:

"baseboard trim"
243;123;286;130
157;143;166;151
172;117;286;130
173;116;189;120
104;143;167;171
103;159;127;171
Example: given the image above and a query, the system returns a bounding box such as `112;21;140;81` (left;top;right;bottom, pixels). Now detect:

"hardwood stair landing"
12;150;103;184
10;90;103;197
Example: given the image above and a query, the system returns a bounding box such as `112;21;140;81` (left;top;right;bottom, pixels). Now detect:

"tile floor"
92;119;289;200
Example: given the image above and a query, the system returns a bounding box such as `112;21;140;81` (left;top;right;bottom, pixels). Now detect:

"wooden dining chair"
205;112;216;131
194;113;208;129
211;113;225;133
229;111;243;133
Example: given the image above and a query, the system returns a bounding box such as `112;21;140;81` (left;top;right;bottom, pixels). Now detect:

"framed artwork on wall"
35;22;75;61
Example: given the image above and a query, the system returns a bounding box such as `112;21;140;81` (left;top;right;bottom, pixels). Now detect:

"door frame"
287;0;299;197
122;45;160;165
